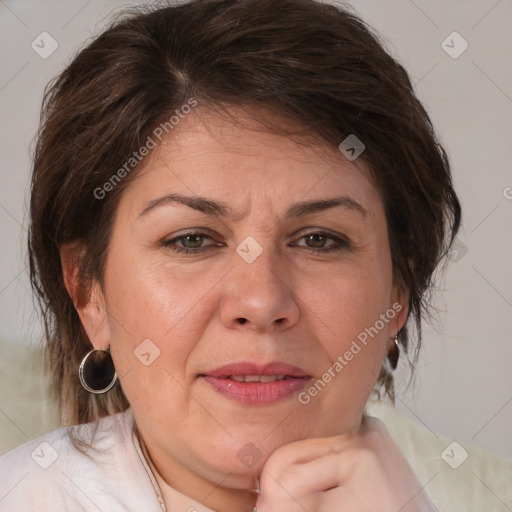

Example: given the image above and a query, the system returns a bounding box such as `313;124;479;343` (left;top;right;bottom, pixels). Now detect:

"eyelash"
161;230;350;255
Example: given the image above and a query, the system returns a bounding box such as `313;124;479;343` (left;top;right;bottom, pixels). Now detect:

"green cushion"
0;339;59;454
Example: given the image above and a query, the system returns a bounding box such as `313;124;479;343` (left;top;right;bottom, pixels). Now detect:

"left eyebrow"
283;196;368;219
138;193;368;220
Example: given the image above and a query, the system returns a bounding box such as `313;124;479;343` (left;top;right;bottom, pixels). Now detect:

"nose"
220;244;300;333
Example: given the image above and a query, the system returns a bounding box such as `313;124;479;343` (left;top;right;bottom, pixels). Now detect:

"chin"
195;433;277;479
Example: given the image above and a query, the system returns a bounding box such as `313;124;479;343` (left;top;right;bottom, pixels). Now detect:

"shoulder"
0;408;160;511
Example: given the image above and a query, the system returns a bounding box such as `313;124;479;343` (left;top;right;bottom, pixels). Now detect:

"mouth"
199;362;312;405
219;374;296;383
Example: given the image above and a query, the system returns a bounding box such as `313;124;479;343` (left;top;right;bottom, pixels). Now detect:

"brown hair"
28;0;461;426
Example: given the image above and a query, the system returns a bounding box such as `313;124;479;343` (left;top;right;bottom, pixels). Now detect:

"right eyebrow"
139;193;232;218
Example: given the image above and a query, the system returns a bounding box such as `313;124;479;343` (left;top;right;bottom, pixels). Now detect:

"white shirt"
0;408;215;511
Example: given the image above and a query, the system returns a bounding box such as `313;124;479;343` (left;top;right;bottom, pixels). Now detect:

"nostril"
237;318;248;325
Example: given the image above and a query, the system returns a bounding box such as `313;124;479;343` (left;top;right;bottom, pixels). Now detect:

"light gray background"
1;0;511;458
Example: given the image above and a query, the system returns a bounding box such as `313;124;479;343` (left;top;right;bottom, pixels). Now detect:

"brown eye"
305;233;328;248
179;234;204;249
293;231;349;253
162;230;221;254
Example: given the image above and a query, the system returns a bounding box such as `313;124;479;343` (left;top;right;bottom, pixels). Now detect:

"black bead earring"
387;335;400;370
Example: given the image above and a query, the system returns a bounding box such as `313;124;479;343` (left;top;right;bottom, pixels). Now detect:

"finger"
260;450;348;501
261;416;378;470
263;432;351;469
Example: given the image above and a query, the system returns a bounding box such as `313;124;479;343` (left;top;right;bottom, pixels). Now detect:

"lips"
200;362;311;405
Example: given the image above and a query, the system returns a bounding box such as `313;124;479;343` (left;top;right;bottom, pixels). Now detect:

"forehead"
119;106;381;219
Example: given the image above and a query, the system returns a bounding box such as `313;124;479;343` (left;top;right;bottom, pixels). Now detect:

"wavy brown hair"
28;0;461;427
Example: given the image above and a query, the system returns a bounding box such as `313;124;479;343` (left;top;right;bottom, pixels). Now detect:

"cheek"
314;254;392;342
300;253;393;415
104;243;219;340
101;252;211;400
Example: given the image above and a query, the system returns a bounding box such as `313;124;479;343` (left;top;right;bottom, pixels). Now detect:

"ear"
60;242;112;351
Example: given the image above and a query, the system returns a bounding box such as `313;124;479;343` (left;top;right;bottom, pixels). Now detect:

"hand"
255;416;438;512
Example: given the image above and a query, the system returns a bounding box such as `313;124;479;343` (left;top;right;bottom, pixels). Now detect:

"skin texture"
63;108;414;512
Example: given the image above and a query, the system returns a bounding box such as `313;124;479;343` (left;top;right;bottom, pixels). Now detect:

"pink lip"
200;362;312;405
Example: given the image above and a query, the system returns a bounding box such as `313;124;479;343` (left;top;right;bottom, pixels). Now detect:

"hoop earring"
387;335;400;370
79;348;118;394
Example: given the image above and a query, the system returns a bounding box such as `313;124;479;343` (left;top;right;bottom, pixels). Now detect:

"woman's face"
78;108;406;495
